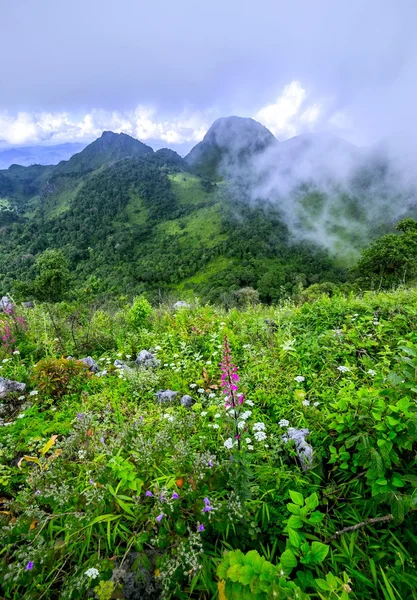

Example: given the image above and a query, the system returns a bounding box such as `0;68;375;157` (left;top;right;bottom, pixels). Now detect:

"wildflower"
245;437;252;444
202;497;213;512
201;411;207;417
240;410;252;420
18;395;25;400
145;491;153;497
2;358;9;363
353;313;359;317
253;422;266;432
245;399;254;407
34;490;41;496
367;369;377;376
156;513;164;522
198;388;205;394
337;366;350;373
212;423;219;429
214;413;221;418
198;524;205;532
117;353;122;357
89;479;95;486
254;431;267;442
17;413;25;418
237;421;246;429
29;390;38;396
100;437;105;445
172;492;179;500
224;438;234;449
26;561;34;571
208;460;214;467
279;419;289;427
13;350;20;355
189;383;197;389
164;363;168;367
302;400;310;407
154;346;161;351
294;375;305;383
247;444;254;450
209;393;216;399
313;402;320;407
125;354;132;359
78;450;86;459
85;567;99;579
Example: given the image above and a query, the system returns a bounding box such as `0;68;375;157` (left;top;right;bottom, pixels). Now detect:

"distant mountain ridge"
0;142;86;170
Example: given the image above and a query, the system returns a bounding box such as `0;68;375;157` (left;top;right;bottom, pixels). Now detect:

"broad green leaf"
288;528;303;548
286;503;301;515
226;564;241;583
238;565;255;586
280;548;298;571
287;515;303;529
310;541;329;564
315;578;331;591
289;490;304;506
305;492;319;510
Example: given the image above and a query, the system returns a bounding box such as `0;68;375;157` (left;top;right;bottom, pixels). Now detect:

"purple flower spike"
198;524;205;532
203;497;210;505
34;490;41;496
207;461;214;467
26;561;34;571
156;513;164;522
77;413;84;419
202;504;213;513
100;437;105;445
172;492;179;500
145;490;153;497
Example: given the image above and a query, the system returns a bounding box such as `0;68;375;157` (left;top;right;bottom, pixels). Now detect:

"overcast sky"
0;0;416;150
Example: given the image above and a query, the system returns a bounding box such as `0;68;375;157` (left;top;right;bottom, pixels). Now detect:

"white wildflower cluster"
224;437;236;450
200;411;207;417
240;410;252;420
197;388;205;394
163;413;174;422
208;392;216;399
279;419;290;427
367;369;377;376
78;450;87;460
337;366;350;373
189;383;197;389
226;491;244;521
302;400;310;407
253;422;267;442
160;530;204;593
12;350;20;355
29;390;38;396
245;399;254;407
84;567;99;579
294;376;305;383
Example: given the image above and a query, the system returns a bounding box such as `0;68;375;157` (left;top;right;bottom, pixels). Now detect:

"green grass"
169;172;216;205
157;203;226;248
123;190;148;225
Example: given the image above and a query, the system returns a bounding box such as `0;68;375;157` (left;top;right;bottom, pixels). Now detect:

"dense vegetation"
1;285;417;599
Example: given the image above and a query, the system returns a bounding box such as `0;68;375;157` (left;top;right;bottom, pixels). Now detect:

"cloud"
0;106;213;149
0;81;353;150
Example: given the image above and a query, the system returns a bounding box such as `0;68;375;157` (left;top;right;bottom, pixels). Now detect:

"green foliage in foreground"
1;288;417;598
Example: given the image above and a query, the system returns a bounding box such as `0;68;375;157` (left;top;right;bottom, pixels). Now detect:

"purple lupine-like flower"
26;561;34;571
207;460;214;467
89;479;95;485
203;497;210;505
145;490;153;497
198;524;205;532
156;513;164;522
160;493;165;502
202;504;213;512
100;437;105;445
34;490;41;496
172;492;179;500
77;413;84;420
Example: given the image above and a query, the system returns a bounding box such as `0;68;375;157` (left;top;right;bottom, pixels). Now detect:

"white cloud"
0;82;351;148
0;106;212;147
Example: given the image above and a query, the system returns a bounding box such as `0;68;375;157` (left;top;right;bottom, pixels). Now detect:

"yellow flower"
154;569;160;577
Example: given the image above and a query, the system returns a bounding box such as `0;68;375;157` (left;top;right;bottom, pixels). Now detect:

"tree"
33;249;71;303
354;218;417;288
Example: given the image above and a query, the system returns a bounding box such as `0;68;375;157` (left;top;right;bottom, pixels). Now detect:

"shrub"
33;357;90;400
128;295;153;329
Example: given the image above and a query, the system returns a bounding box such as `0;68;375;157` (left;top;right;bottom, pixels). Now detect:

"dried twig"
327;514;394;542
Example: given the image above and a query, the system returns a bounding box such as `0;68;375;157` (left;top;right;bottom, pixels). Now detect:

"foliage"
128;295;153;329
33;357;91;399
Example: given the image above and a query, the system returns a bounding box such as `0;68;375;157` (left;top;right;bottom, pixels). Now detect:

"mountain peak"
55;131;153;174
185;116;277;178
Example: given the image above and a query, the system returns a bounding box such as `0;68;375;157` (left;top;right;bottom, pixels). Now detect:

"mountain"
185;116;277;178
54;131;153;175
0;142;86;170
0;117;416;305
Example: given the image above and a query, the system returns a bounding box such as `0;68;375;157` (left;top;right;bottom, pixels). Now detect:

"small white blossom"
212;423;220;429
117;353;122;357
254;431;267;441
17;413;25;419
189;383;197;389
125;354;132;359
29;390;39;396
163;413;174;422
214;413;221;418
164;363;169;367
337;366;350;373
247;445;254;450
197;388;205;394
279;419;289;427
208;393;216;399
313;402;320;407
2;359;9;363
154;346;162;351
294;376;305;383
245;438;252;444
85;568;99;579
245;400;254;407
253;422;266;432
18;395;25;401
224;438;234;449
302;400;310;407
13;350;20;355
201;411;207;417
367;369;377;376
240;410;252;421
237;421;246;429
78;450;86;459
373;321;379;325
